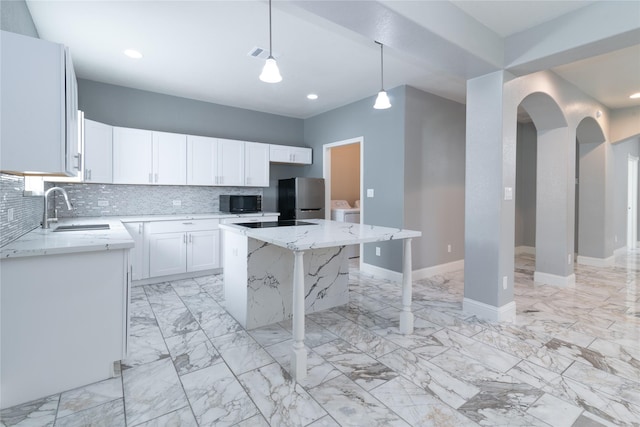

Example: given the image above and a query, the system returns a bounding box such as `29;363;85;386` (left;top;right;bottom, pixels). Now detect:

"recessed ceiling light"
307;94;318;100
630;92;640;99
124;49;143;59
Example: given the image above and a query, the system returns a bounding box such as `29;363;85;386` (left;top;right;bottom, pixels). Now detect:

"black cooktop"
236;220;317;228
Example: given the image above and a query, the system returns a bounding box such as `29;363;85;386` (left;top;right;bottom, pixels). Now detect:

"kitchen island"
220;219;421;380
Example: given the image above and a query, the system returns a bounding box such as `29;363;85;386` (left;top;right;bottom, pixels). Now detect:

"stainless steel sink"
53;224;110;232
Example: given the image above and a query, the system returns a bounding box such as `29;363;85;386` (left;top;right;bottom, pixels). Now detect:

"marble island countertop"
117;212;279;223
220;219;421;251
1;217;135;259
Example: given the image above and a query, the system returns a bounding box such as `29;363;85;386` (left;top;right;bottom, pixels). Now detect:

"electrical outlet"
173;200;182;207
97;200;109;207
502;276;508;290
375;246;381;256
447;244;452;253
7;208;14;221
367;189;374;198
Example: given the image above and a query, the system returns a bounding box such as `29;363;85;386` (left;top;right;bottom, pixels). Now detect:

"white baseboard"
533;271;576;287
463;298;516;322
576;255;614;267
614;246;627;256
413;259;464;280
515;246;536;255
360;262;402;282
132;268;221;287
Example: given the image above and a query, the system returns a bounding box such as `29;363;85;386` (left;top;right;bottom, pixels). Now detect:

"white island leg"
399;238;414;334
290;250;307;380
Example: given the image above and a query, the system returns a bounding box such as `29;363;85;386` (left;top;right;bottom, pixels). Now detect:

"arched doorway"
574;116;608;266
516;93;572;287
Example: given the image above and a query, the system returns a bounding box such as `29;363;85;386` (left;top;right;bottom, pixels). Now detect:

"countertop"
1;212;280;259
1;218;135;259
219;219;421;251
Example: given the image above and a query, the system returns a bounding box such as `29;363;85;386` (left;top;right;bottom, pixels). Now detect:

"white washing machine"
331;200;361;258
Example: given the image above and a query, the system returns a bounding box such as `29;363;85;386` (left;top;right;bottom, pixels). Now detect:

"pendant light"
373;41;391;109
259;0;282;83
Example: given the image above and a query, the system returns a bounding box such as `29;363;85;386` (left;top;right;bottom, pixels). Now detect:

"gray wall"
0;0;43;246
304;86;406;272
404;86;466;269
515;122;537;248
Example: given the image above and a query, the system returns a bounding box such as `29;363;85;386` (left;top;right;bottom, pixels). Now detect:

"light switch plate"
173;200;182;207
367;189;374;198
504;187;513;201
97;200;109;207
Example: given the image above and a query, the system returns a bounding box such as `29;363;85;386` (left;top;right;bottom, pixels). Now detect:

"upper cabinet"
113;128;186;185
0;31;79;176
187;136;245;186
217;138;245;186
113;127;153;184
245;142;270;187
153;131;187;185
84;119;113;183
269;144;312;165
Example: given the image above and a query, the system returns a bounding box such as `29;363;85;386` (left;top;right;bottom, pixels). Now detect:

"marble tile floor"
2;251;639;427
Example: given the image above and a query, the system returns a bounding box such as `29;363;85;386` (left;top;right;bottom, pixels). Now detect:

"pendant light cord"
268;0;273;57
380;43;384;90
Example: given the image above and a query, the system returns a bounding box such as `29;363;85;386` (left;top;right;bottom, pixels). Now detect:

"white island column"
290;250;307;379
399;238;414;334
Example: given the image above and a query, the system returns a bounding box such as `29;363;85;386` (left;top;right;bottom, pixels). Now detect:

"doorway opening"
627;155;638;249
323;137;363;262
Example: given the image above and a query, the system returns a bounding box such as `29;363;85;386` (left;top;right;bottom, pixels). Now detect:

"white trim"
132;268;220;287
413;259;464;280
514;246;535;255
614;246;627;256
533;271;576;287
463;298;516;322
360;262;402;283
322;137;364;221
576;255;614;267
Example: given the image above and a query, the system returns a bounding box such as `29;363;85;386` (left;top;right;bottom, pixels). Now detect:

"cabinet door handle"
182;222;193;225
155;173;158;183
138;223;142;234
88;169;92;180
148;173;153;183
183;234;187;244
74;153;82;171
189;234;192;243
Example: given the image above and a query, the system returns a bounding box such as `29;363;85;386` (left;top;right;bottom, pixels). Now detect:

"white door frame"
323;137;364;266
627;155;638;250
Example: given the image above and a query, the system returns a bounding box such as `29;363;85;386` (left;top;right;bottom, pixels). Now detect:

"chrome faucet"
42;187;73;229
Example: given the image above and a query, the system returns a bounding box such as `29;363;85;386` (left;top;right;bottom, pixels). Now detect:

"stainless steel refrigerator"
278;177;325;220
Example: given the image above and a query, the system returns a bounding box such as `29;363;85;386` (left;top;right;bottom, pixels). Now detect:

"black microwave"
219;195;262;213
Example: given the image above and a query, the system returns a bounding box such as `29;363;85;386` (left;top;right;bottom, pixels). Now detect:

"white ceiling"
25;0;640;119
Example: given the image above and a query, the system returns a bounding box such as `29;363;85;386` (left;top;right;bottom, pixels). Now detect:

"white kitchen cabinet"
149;232;187;277
113;127;153;184
84;119;113;183
153;131;187;185
147;219;220;278
123;222;148;280
113;128;186;185
245;142;270;187
269;144;312;165
187;230;220;272
1;30;79;176
1;249;129;408
187;135;218;185
217;138;245;186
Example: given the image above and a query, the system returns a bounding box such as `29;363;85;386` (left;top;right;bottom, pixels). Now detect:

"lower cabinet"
0;249;129;408
147;219;220;278
123;222;148;280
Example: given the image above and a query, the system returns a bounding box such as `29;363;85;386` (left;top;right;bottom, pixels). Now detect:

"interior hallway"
1;252;638;426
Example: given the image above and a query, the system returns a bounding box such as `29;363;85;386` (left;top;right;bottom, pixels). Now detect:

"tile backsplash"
47;183;262;218
0;173;44;247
